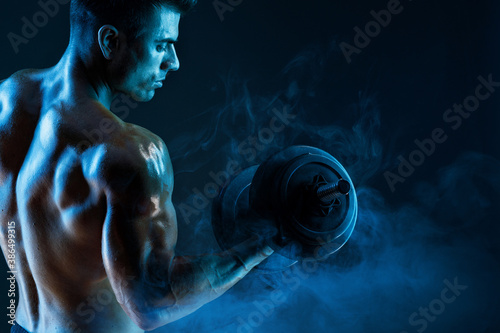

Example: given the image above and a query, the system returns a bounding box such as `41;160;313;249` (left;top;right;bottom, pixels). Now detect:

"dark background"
1;0;499;332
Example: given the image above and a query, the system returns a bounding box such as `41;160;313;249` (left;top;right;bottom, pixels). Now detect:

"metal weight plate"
277;153;357;260
213;145;358;270
249;146;357;261
211;166;298;271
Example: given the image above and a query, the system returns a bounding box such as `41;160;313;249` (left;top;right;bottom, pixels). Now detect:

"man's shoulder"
85;122;172;194
124;123;167;150
1;68;41;92
73;98;168;161
108;122;169;163
0;69;44;133
0;69;44;116
0;69;40;106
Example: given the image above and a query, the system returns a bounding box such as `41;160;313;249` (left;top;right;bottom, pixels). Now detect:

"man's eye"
156;45;167;52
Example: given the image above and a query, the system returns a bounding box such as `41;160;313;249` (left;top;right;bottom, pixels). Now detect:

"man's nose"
161;47;180;72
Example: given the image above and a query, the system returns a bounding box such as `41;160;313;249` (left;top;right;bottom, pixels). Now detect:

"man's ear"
98;25;120;60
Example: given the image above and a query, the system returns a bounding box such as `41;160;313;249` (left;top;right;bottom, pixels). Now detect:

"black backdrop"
1;0;499;332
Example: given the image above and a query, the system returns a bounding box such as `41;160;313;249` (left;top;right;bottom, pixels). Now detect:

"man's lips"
153;80;164;88
153;75;167;89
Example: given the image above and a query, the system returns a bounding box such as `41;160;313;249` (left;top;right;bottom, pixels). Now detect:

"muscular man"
0;1;273;332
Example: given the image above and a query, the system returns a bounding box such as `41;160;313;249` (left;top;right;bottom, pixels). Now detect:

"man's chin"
129;90;155;103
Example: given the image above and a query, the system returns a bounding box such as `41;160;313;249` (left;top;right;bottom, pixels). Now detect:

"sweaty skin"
0;6;273;333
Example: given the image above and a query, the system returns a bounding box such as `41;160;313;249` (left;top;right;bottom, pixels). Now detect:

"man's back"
0;69;153;332
0;2;275;332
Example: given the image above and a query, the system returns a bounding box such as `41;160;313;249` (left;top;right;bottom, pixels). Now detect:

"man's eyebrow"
154;38;178;43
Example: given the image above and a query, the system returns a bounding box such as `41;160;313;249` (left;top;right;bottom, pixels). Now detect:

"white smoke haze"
155;42;500;333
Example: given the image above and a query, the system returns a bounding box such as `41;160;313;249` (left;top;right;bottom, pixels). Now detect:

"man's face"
111;6;181;102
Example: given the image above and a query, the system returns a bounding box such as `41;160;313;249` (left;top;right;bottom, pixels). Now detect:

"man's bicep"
102;194;177;304
99;145;178;313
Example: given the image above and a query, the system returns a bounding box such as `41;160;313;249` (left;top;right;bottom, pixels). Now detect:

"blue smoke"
154;42;500;333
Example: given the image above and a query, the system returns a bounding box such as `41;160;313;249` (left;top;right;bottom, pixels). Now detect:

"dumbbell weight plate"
211;166;298;271
212;145;358;270
249;146;357;260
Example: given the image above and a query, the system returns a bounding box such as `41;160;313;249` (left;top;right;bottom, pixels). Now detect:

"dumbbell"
212;146;358;271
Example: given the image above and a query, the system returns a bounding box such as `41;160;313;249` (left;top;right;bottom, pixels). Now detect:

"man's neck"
53;45;116;110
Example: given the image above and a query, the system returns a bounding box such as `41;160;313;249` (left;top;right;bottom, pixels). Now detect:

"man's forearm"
139;237;274;329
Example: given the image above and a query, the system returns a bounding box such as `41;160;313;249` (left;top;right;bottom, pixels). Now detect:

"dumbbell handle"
316;179;351;203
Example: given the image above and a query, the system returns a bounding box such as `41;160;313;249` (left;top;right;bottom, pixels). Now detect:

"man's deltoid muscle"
0;1;273;332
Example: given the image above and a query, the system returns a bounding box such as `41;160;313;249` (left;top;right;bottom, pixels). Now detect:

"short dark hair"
70;0;197;40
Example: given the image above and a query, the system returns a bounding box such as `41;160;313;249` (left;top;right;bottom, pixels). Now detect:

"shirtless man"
0;1;273;332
